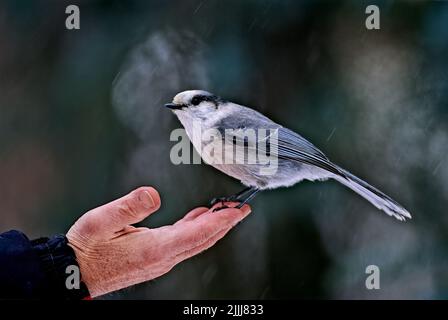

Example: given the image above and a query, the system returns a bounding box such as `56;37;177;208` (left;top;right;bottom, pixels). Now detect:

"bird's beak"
165;103;186;110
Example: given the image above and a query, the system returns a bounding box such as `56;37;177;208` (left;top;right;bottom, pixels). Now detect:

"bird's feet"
210;196;238;212
212;205;230;212
209;187;259;212
209;196;237;207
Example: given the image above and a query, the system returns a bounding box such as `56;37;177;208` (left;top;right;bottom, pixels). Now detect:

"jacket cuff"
31;235;90;300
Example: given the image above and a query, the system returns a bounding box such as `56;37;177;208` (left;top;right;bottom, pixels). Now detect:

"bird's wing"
275;127;347;178
215;112;346;178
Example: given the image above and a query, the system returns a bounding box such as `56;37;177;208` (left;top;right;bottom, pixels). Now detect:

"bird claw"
212;204;230;212
209;196;237;207
209;197;224;207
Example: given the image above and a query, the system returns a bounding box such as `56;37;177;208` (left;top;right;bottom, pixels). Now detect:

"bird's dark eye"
191;95;204;106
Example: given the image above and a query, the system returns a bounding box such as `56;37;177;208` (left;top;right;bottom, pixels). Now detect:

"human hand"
66;186;251;298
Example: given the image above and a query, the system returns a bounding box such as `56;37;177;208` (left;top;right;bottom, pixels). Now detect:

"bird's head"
165;90;225;121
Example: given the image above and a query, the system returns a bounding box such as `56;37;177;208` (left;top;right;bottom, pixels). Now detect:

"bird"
165;90;411;221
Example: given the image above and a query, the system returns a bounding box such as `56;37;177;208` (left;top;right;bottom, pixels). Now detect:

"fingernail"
241;205;252;215
139;190;155;209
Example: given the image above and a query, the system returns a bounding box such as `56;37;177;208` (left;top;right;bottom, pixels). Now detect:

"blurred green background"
0;0;447;299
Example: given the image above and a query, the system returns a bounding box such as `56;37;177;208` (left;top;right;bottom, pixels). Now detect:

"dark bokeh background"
1;0;447;299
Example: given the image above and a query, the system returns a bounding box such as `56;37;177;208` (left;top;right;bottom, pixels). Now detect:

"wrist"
66;233;101;297
32;234;90;299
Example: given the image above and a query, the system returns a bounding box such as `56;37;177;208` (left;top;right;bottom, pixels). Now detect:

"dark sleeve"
0;230;90;299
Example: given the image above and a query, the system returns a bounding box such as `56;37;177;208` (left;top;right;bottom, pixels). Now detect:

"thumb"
76;187;161;238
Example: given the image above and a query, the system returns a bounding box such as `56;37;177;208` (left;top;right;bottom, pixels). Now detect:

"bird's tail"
333;167;411;221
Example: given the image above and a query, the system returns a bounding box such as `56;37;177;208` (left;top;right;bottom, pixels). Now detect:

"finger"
174;226;231;264
167;204;251;254
175;201;245;225
174;207;209;225
79;186;161;238
210;201;242;211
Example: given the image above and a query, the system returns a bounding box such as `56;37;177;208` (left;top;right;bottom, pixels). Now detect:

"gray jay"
165;90;411;221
